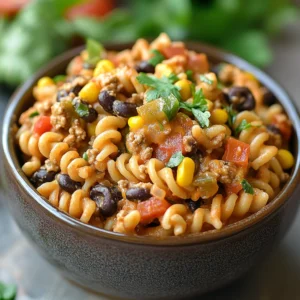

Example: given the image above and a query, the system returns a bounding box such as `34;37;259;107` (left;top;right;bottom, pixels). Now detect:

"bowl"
2;42;300;300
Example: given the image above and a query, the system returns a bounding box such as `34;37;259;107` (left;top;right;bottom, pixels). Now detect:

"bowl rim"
2;41;300;246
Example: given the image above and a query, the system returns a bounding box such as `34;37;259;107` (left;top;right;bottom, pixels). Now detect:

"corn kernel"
176;157;195;187
155;63;173;77
276;149;294;170
79;82;101;103
87;120;98;137
128;116;144;131
175;79;191;101
244;71;258;83
210;109;228;124
93;60;115;77
37;77;54;87
206;100;213;111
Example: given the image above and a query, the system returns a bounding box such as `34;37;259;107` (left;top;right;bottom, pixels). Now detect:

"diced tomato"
154;133;184;163
153;113;193;163
33;116;52;136
66;0;115;20
271;114;292;141
162;43;186;59
187;52;209;74
137;197;171;224
223;137;250;167
224;182;243;195
0;0;29;16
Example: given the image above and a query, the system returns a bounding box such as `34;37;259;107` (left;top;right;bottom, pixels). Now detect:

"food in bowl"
15;33;294;236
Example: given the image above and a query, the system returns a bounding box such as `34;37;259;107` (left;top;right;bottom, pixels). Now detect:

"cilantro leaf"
86;39;104;66
162;94;179;121
241;179;254;195
224;105;237;128
83;152;88;161
166;151;185;168
186;70;193;81
199;74;213;85
192;109;211;128
29;111;39;118
137;73;181;101
168;73;179;84
148;49;164;67
75;102;89;117
193;88;206;108
0;282;17;300
53;75;66;83
235;119;252;135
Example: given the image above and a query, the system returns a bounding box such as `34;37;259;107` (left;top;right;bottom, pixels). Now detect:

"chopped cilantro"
166;151;185;168
86;39;104;66
75;102;89;118
186;69;193;81
53;75;66;83
235;119;252;135
179;88;210;128
29;111;39;118
168;73;179;83
0;281;17;300
241;179;254;195
137;72;181;101
83;152;88;161
224;105;237;128
199;74;213;85
148;49;164;67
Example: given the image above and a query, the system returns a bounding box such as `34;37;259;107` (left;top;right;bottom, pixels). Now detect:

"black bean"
30;169;57;187
70;84;83;96
57;90;68;102
186;199;202;213
267;124;281;136
90;184;122;217
145;218;160;227
263;89;277;106
126;188;151;201
83;107;98;123
98;90;115;113
113;100;137;118
57;174;82;194
135;61;155;73
228;86;256;111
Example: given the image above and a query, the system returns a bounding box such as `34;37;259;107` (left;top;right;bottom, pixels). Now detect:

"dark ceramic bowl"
2;42;300;300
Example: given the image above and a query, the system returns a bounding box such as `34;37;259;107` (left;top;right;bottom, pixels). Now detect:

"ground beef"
96;73;123;96
126;130;153;162
63;119;86;147
44;159;59;173
50;102;68;130
183;135;197;153
208;160;237;184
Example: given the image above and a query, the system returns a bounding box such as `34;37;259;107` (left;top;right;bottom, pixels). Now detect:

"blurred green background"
0;0;298;86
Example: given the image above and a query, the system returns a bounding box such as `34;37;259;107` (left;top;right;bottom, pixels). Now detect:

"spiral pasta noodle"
37;180;96;223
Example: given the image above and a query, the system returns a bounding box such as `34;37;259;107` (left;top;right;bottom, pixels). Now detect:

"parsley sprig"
166;151;185;168
75;102;89;118
148;49;165;67
235;119;252;135
137;72;181;102
86;39;104;66
224;105;237;128
199;74;213;85
241;179;254;195
179;86;210;128
29;111;39;118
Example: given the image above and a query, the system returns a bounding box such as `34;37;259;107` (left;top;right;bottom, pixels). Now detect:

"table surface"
1;22;300;300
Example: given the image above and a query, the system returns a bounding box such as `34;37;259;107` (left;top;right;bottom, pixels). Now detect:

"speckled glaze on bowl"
2;42;300;300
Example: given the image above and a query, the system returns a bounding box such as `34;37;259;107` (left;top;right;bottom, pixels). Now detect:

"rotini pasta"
15;34;294;236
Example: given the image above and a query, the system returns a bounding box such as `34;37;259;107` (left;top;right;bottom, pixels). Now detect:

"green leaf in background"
53;75;66;83
86;39;104;65
0;282;17;300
